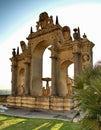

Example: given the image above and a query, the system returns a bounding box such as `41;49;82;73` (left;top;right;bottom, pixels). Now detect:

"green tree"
73;65;101;130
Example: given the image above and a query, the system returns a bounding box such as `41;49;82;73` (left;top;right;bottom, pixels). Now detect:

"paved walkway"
0;105;81;122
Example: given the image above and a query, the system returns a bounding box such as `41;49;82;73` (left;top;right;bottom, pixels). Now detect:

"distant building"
0;90;11;95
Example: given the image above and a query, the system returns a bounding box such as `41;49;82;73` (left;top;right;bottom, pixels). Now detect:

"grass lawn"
0;114;81;130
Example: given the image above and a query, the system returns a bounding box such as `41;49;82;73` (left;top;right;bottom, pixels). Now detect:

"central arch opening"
42;45;51;88
32;41;52;96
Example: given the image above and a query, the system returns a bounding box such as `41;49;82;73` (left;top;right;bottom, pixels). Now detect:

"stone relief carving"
82;53;91;70
18;68;25;96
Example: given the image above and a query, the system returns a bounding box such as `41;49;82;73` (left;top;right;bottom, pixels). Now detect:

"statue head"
62;26;71;40
39;12;48;22
20;41;27;52
39;12;49;29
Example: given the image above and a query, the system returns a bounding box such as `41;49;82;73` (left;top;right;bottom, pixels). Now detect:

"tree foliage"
73;66;101;130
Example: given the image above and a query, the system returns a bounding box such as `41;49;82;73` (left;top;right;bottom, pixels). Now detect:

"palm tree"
73;65;101;130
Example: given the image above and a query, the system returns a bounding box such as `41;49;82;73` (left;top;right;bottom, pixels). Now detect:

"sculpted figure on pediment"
62;26;72;42
20;41;27;53
48;16;54;27
39;12;49;29
36;21;40;31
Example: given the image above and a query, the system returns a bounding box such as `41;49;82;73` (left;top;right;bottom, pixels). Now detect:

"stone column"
11;58;17;96
73;42;81;78
74;52;81;77
51;55;58;96
50;40;58;96
24;57;30;96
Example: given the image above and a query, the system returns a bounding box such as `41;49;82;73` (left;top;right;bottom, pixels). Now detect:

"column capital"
50;55;57;59
11;57;17;67
73;44;81;54
24;56;31;64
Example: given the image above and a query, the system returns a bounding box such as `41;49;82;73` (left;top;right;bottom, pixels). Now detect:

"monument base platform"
7;96;73;111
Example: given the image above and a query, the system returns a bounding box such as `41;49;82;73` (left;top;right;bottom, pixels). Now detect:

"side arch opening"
58;60;74;96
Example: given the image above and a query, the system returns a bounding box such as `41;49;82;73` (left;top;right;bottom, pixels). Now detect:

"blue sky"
1;0;101;44
0;0;101;90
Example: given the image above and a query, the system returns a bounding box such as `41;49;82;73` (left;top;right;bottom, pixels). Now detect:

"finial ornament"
73;27;81;40
83;33;87;38
73;28;78;40
78;27;81;39
30;26;33;34
56;16;59;25
12;48;16;57
17;47;19;55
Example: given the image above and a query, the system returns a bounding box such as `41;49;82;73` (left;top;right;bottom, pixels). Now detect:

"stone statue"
46;86;50;96
42;77;51;96
66;76;73;96
42;87;46;96
20;41;27;53
62;26;71;41
39;12;49;29
36;22;40;31
49;16;53;27
42;86;50;96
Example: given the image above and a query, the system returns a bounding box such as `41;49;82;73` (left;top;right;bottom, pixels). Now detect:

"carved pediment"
36;12;54;30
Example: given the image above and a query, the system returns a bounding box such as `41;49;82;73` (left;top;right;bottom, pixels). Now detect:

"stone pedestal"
7;96;73;111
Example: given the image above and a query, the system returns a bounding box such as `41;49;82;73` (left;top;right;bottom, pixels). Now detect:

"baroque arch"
9;12;94;111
